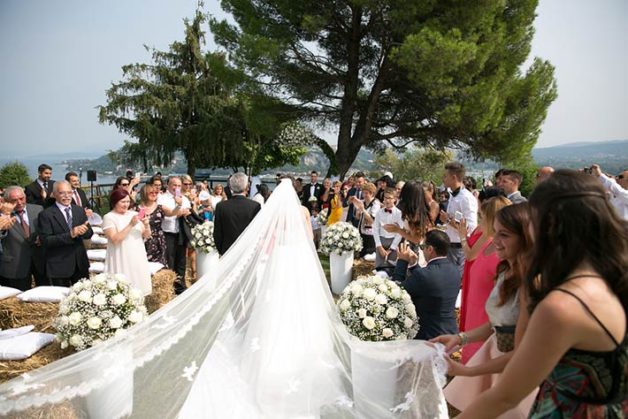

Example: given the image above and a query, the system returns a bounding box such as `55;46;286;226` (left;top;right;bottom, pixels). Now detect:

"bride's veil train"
0;180;448;418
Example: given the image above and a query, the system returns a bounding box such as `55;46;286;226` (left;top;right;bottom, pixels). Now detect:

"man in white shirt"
439;162;478;274
157;176;191;294
372;188;404;270
591;164;628;220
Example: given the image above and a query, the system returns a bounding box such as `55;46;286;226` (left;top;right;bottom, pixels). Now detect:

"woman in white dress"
102;188;152;296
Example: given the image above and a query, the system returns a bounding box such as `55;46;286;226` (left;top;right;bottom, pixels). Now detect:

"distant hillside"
532;139;627;173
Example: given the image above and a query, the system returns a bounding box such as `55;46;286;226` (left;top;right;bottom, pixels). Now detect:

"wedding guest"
319;177;332;210
500;170;527;204
309;201;322;248
457;196;512;363
301;170;322;208
422;181;441;227
138;184;170;266
591;164;628;220
213;172;261;256
384;182;430;248
295;177;304;201
211;184;227;209
535;166;554;184
458;170;628;418
375;175;394;202
252;183;270;206
436;204;537;418
25;163;55;207
351;182;381;258
395;181;405;199
114;176;139;208
464;176;479;200
65;171;92;217
0;186;46;290
148;175;164;194
38;180;93;286
372;188;404;270
439;162;478;274
326;181;344;226
158;176;192;294
392;230;460;340
102;189;152;296
344;171;366;226
196;182;212;221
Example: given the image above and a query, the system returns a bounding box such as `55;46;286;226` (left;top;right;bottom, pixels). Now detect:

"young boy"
372;187;404;270
308;200;322;249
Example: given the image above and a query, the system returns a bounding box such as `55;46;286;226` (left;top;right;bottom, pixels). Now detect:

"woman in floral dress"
138;184;168;266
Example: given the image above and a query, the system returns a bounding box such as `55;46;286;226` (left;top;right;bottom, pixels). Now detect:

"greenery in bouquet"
316;207;329;225
55;273;148;351
337;274;419;341
190;221;216;253
319;221;362;255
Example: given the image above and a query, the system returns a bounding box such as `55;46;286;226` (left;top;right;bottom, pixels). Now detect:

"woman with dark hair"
436;203;537;417
326;181;344;225
252;183;270;206
319;177;332;210
422;181;441;227
102;188;152;296
383;181;429;246
114;175;139;209
459;170;628;418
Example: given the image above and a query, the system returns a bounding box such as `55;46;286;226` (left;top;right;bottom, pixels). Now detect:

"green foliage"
0;162;31;189
374;147;452;184
211;0;557;177
99;9;306;176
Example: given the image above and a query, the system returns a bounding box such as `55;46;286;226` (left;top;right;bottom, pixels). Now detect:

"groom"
213;172;261;256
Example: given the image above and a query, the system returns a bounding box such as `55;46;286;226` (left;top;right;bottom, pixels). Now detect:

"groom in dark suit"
301;170;323;209
38;180;93;286
25;163;56;208
392;229;461;340
213;172;261;256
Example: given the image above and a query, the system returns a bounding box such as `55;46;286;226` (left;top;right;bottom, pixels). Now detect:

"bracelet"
457;332;468;346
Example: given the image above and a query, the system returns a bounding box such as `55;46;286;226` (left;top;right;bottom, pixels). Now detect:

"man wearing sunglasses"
591;164;628;221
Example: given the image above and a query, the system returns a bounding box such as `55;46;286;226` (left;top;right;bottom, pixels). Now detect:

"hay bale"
0;298;59;332
3;401;80;419
145;269;176;314
352;258;375;278
0;341;74;384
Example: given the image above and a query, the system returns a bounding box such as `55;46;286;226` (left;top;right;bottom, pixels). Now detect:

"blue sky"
0;0;626;158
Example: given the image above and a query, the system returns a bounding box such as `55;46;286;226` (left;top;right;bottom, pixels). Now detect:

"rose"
375;294;388;305
363;288;377;301
362;317;376;330
112;294;126;306
339;299;351;311
60;340;69;349
128;310;144;323
69;335;84;348
342;232;349;238
57;316;69;327
78;290;92;303
390;287;401;299
93;293;107;306
385;307;399;319
405;303;416;318
404;317;414;329
357;308;367;318
69;312;82;326
350;283;363;297
372;276;383;285
378;284;388;293
402;292;412;303
106;280;118;290
87;317;102;330
109;316;123;329
382;328;394;338
129;288;142;301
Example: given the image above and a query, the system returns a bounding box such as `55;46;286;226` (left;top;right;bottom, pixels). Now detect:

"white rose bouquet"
337;275;419;341
190;221;215;253
320;221;363;255
316;208;329;225
55;273;148;351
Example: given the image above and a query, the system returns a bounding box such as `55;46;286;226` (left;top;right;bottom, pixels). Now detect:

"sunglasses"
120;182;130;186
617;175;625;180
183;183;192;186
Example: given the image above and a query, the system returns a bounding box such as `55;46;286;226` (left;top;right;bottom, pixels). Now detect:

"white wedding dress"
0;180;448;418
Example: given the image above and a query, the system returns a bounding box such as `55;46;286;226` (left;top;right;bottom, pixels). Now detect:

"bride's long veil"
0;180;447;418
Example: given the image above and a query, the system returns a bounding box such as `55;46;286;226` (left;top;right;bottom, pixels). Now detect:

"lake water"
0;158;119;185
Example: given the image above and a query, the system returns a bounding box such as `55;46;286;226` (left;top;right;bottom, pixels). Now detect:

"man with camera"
591;164;628;220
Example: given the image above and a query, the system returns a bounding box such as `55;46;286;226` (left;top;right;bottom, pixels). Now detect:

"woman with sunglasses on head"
458;170;628;418
137;184;170;266
114;176;139;209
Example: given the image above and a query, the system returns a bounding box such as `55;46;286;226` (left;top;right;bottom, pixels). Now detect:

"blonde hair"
480;196;512;236
361;182;376;194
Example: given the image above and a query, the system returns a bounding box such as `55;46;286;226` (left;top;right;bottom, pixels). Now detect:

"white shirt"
15;207;30;227
55;202;72;225
445;187;478;243
252;193;265;206
599;174;628;220
372;206;404;249
359;199;381;236
157;191;191;233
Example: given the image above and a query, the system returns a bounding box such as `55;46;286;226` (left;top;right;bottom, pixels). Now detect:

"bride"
0;180;447;418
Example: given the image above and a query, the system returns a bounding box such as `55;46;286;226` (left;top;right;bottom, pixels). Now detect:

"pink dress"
461;239;499;363
458;228;483;333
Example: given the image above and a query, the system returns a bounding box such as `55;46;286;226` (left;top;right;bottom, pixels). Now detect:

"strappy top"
529;281;628;418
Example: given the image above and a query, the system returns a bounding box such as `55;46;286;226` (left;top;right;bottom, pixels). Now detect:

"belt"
450;242;462;248
164;232;179;236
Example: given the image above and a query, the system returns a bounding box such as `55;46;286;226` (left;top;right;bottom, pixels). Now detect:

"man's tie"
74;189;82;207
17;210;30;237
65;207;73;231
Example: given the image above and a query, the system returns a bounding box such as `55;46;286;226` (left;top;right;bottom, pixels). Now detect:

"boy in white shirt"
372;188;404;270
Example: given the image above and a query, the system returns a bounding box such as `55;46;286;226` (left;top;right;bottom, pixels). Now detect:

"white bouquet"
316;207;329;225
337;275;419;341
190;221;215;253
320;221;362;255
55;273;148;351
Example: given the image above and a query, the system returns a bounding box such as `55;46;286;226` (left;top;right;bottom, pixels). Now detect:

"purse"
494;325;516;352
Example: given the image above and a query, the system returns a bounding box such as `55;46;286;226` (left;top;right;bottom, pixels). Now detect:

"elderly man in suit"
25;163;56;207
0;186;47;290
391;229;461;340
65;171;93;217
213;172;261;256
38;180;93;286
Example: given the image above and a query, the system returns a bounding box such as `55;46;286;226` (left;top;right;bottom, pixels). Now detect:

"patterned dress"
144;205;167;266
529;289;628;418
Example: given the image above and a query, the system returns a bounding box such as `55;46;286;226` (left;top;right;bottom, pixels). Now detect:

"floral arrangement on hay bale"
54;273;147;351
337;274;419;341
190;221;216;253
320;222;362;256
